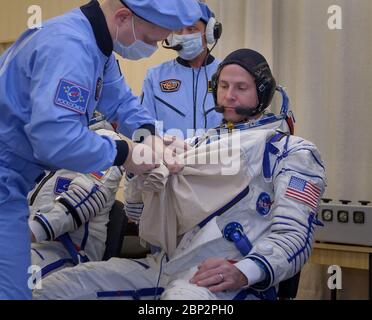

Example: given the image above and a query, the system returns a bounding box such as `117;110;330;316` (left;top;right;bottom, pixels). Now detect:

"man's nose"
225;87;236;100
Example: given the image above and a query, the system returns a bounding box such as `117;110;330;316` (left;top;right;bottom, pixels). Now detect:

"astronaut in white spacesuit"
34;49;326;300
29;121;123;285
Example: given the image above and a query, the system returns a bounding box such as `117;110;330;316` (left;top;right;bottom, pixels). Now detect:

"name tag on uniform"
54;79;90;114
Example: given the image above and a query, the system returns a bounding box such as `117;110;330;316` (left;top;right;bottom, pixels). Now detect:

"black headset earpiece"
251;62;277;114
213;21;223;42
211;71;219;106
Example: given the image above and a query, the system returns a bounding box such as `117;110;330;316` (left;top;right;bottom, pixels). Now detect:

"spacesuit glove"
57;176;108;227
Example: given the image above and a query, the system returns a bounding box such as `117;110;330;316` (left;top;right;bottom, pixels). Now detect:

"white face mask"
171;32;204;61
113;17;158;60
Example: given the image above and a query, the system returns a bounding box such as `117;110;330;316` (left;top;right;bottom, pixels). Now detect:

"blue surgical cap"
120;0;202;30
199;2;215;24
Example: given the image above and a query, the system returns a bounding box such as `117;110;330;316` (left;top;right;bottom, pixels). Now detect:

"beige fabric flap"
136;129;275;255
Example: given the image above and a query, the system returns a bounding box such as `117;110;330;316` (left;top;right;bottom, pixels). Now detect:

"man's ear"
114;7;132;27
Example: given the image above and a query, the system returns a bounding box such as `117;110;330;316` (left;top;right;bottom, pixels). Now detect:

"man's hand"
143;135;185;174
123;140;160;175
190;258;248;293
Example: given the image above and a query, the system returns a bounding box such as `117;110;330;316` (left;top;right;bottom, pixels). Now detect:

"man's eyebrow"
219;79;249;86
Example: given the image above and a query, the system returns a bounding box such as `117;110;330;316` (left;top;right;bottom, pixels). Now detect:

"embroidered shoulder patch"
54;79;90;114
160;79;181;92
256;192;273;216
285;176;321;211
54;177;72;195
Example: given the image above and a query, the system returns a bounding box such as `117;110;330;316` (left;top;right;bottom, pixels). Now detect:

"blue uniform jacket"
140;55;223;139
0;0;155;196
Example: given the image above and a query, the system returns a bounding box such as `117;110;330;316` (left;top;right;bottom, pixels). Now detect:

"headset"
211;60;276;118
205;16;223;45
161;6;223;130
162;12;223;50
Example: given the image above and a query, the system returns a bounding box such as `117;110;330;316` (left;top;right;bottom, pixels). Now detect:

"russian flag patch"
54;79;90;114
90;170;107;181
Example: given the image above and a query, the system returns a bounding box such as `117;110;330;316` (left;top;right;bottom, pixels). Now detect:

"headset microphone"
235;107;259;117
214;106;224;113
161;39;183;51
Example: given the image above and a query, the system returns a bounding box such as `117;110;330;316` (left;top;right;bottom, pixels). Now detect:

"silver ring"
218;273;224;283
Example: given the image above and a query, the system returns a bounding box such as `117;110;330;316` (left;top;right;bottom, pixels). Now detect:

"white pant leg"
161;279;218;300
33;256;166;300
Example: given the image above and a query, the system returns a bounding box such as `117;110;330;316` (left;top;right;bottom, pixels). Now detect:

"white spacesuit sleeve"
30;167;122;242
245;135;326;291
234;259;266;287
123;173;144;223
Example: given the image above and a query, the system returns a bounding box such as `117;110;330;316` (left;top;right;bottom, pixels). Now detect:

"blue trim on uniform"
287;214;315;264
74;185;99;211
263;132;286;179
268;232;304;256
198;185;250;229
40;258;75;279
270;228;309;249
81;222;89;251
285;233;311;264
275;215;312;231
34;214;55;240
58;233;89;265
31;248;45;260
154;95;186;117
246;253;275;290
204;107;215;116
129;259;150;270
266;237;297;270
233;286;277;300
267;235;296;257
96;287;165;300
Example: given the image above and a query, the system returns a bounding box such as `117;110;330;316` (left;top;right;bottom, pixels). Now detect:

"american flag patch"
285;176;321;210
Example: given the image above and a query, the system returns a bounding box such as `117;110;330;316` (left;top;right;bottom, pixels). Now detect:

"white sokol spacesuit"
29;128;123;283
33;104;326;299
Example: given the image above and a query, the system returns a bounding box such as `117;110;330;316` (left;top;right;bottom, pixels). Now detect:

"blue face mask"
172;32;204;61
113;17;158;61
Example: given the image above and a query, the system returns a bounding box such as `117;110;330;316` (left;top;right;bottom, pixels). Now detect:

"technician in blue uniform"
140;2;223;139
0;0;202;299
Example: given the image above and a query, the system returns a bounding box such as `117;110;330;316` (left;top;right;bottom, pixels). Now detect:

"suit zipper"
29;172;56;206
